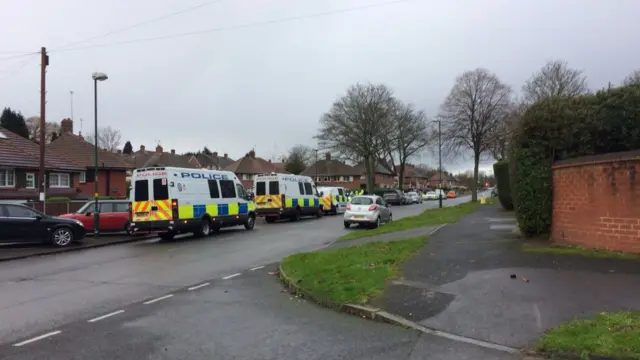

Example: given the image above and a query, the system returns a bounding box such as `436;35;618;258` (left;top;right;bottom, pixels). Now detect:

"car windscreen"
351;197;374;205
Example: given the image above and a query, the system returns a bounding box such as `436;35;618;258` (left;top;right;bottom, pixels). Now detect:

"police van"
253;173;322;223
317;186;348;215
129;167;256;240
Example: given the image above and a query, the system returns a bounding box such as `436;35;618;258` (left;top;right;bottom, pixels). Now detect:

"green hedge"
493;160;513;210
511;84;640;236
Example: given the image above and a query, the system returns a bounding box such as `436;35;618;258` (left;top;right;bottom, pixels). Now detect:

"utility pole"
39;47;49;213
438;119;443;209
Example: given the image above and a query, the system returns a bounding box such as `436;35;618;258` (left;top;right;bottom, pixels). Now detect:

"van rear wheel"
291;207;301;222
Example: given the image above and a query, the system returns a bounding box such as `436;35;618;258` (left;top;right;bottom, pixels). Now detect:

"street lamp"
92;72;108;237
429;120;443;208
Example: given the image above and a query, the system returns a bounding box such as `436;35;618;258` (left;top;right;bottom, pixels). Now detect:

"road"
0;196;508;360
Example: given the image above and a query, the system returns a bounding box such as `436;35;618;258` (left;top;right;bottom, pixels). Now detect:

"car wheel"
196;218;212;237
344;221;350;228
51;227;74;247
244;214;256;230
373;217;380;229
124;222;135;236
316;207;323;218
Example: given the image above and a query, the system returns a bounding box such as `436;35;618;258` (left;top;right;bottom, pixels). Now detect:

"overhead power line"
53;0;230;51
0;54;38;81
51;0;412;53
0;52;40;62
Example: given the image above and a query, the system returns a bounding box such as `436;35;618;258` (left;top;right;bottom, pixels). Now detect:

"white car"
424;191;437;200
344;195;392;229
406;192;422;204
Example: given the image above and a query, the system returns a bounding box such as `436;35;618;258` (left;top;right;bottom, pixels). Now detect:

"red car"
59;200;134;235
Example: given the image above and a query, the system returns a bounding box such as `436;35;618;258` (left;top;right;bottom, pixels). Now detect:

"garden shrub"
510;84;640;236
492;160;513;210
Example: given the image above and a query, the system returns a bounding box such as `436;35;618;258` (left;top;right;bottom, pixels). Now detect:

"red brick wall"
551;158;640;253
375;173;395;187
75;170;128;199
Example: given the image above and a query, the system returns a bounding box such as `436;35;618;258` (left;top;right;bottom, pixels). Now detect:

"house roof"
302;159;360;177
0;126;83;171
48;133;133;170
395;164;429;178
353;160;395;175
223;150;286;174
429;172;457;182
129;150;196;169
192;153;235;169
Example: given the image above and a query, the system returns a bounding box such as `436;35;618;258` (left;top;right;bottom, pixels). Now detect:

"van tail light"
128;202;133;221
280;194;285;209
171;199;179;219
368;205;378;211
346;203;351;210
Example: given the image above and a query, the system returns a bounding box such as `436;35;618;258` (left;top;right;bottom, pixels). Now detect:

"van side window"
338;188;344;196
235;184;247;200
134;180;149;201
256;182;266;196
208;179;220;198
153;179;169;200
303;182;313;195
268;181;279;195
219;180;236;198
298;182;304;195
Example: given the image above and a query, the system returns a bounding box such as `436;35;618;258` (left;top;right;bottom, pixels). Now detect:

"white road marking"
143;294;174;304
188;282;210;291
222;273;241;280
88;310;125;323
13;331;62;347
250;266;265;271
431;330;520;353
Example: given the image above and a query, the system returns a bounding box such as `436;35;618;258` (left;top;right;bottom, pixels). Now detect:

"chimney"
268;159;272;163
156;145;163;153
325;152;331;161
224;153;228;158
140;145;145;152
171;149;175;155
60;118;73;134
249;150;255;158
213;151;218;157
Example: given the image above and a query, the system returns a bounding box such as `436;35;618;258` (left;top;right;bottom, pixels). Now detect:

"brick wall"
551;153;640;253
75;170;128;199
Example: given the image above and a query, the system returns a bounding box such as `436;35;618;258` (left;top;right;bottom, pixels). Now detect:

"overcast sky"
1;0;640;174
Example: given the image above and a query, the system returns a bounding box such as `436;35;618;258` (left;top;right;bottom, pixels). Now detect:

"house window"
243;174;254;180
0;169;15;187
26;173;35;189
49;173;70;188
79;171;86;183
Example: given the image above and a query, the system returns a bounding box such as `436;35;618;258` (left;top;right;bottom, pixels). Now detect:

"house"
224;150;286;188
129;144;196;169
395;164;430;190
187;151;235;170
302;152;361;189
0;125;84;200
428;171;458;189
354;160;396;190
47;119;133;199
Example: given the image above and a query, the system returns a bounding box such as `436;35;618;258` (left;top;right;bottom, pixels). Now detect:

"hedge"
492;160;513;210
510;84;640;236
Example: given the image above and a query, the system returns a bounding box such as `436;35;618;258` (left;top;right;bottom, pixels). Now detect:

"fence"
26;201;87;216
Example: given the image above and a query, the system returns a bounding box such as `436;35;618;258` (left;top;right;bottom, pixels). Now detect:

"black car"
380;189;407;205
0;203;87;247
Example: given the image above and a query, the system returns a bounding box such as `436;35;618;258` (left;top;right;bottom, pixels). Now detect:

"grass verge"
522;243;640;261
339;201;481;242
536;311;640;359
280;236;427;305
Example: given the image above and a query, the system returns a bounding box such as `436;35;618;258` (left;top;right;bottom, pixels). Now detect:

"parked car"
424;191;437;200
0;203;86;246
381;189;407;205
59;200;134;235
406;191;422;204
344;195;392;228
447;191;457;199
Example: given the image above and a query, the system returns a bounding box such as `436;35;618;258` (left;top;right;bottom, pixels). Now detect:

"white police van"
253;173;322;223
129;167;255;240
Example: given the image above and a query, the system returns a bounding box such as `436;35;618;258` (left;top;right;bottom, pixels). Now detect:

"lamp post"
92;72;108;237
428;120;443;208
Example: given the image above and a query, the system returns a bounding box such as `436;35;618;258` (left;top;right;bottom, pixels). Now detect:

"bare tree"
316;83;396;192
283;144;313;174
85;126;122;152
522;60;589;103
623;69;640;86
380;101;430;189
25;116;61;144
438;68;512;201
486;100;527;161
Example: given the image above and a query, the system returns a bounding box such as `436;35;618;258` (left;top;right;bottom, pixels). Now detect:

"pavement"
0;195;479;359
373;203;640;350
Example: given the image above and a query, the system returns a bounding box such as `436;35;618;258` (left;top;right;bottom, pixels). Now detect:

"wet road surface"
0;196;492;359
